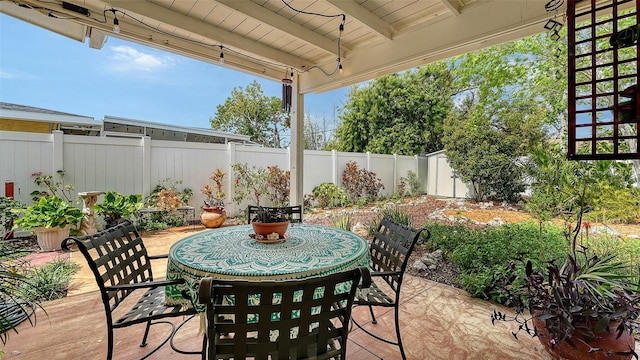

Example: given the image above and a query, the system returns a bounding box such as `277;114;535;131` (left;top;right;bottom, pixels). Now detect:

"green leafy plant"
1;197;24;240
311;182;349;209
26;258;80;301
12;196;84;230
331;212;353;231
367;205;413;236
397;170;422;198
94;192;143;229
30;171;74;203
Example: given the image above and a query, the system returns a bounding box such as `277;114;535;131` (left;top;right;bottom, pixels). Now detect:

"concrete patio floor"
4;225;552;359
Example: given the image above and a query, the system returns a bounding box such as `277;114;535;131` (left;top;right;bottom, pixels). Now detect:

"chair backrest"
369;216;429;293
199;268;367;360
61;220;154;312
246;205;303;224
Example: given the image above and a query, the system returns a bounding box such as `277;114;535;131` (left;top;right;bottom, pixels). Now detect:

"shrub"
587;185;640;224
146;178;192;210
232;163;270;206
367;205;413;236
398;170;421;197
341;161;384;203
26;258;80;302
311;183;349;209
266;166;290;206
420;220;568;304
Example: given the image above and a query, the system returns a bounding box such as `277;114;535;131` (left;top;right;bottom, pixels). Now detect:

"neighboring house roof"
0;102;98;125
0;102;256;145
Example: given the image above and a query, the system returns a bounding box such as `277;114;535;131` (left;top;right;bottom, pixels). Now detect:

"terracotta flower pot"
251;221;289;237
533;315;636;360
200;207;226;228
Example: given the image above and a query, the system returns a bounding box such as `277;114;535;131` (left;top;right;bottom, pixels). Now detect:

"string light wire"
17;0;346;77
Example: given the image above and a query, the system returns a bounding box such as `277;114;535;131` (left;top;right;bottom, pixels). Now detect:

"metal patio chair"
247;205;303;224
351;216;429;360
61;220;200;360
199;267;370;360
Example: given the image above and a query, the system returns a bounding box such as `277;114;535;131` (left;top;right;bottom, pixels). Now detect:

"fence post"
227;142;236;214
332;149;338;186
52;130;64;174
142;136;151;198
393;154;398;194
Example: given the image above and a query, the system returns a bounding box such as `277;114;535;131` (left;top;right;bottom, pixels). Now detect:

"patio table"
165;223;370;310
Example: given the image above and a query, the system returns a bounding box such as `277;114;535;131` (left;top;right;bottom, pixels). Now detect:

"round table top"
168;223;370;280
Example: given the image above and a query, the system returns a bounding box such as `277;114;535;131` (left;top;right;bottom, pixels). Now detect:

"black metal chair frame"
61;220;200;360
246;205;303;224
199;267;370;360
351;216;429;360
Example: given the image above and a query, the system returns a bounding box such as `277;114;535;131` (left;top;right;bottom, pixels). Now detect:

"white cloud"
0;69;38;80
107;45;175;73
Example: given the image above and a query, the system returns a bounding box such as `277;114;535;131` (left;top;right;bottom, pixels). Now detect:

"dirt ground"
304;196;640;237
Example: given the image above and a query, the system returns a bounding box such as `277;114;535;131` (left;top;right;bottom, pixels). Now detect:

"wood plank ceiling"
2;0;557;93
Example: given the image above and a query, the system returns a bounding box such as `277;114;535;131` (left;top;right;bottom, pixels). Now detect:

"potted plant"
200;168;227;228
12;196;85;251
94;191;143;229
251;206;289;237
492;221;640;360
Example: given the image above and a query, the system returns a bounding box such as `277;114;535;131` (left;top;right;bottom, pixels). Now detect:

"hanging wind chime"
282;69;293;114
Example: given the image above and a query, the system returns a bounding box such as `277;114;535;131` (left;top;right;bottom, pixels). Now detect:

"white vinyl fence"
1;131;469;216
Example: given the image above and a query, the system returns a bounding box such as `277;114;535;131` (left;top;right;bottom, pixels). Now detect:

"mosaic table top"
165;223;370;307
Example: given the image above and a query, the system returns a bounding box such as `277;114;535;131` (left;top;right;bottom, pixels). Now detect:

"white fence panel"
2;131;450;217
64;135;143;196
425;150;472;198
369;153;395;196
395;156;421;192
150;140;229;208
303;150;334;194
0;131;53;203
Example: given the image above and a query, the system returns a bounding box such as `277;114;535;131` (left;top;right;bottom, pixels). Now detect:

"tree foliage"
442;35;555;202
210;81;288;148
334;62;453;155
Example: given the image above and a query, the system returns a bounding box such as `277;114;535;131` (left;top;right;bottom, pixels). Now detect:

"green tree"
443;96;544;202
210;81;288;148
334;62;453;155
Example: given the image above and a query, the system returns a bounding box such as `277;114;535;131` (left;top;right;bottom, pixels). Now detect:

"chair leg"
394;308;406;360
107;328;114;360
140;320;152;347
368;305;377;324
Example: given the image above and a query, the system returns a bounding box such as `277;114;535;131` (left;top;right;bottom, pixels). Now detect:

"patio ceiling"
2;0;562;94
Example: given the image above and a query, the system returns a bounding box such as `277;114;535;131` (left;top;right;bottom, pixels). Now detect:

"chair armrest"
370;270;402;277
105;278;185;292
148;254;168;260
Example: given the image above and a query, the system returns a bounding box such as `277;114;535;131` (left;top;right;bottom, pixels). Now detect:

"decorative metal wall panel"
567;0;639;159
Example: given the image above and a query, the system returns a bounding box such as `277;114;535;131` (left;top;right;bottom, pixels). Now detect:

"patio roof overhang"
1;0;566;93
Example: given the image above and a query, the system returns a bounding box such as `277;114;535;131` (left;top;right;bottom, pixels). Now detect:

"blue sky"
0;14;349;129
